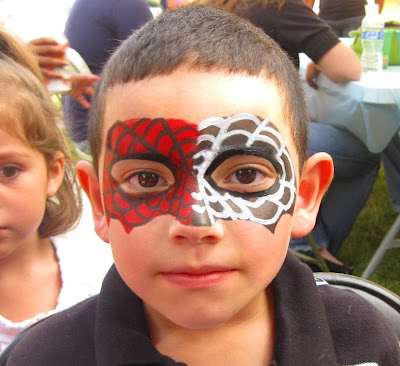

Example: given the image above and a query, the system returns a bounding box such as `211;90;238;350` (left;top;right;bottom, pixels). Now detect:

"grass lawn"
337;165;400;296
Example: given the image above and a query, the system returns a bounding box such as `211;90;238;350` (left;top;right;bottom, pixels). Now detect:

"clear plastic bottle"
361;3;385;72
45;36;72;94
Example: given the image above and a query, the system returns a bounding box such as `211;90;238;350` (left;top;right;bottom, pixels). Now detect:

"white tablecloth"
300;54;400;153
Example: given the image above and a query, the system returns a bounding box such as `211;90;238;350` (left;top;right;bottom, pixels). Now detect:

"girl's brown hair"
0;52;82;237
0;28;43;81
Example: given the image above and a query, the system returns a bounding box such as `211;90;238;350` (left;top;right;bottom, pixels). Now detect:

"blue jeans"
290;123;381;254
382;133;400;212
320;15;364;38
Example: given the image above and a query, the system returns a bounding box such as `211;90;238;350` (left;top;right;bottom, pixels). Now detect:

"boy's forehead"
101;70;295;161
105;71;286;125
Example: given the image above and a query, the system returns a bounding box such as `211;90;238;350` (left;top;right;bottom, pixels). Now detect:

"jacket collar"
94;265;181;366
272;253;337;365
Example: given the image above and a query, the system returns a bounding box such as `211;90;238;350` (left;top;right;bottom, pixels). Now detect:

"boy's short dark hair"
89;5;308;172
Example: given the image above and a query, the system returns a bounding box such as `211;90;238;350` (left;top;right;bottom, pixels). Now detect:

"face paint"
103;113;296;233
192;113;296;233
103;117;199;233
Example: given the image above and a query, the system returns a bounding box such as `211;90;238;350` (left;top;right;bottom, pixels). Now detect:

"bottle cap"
364;3;379;14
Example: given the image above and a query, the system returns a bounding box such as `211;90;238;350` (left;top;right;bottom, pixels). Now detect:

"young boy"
5;5;399;366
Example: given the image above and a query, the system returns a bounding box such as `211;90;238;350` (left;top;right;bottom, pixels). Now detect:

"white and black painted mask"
103;113;296;233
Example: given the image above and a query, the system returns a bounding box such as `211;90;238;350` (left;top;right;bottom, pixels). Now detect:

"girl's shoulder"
51;211;113;311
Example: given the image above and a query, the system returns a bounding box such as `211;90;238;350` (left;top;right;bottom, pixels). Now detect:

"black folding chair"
314;272;400;339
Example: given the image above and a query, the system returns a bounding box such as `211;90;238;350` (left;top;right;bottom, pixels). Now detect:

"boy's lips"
161;266;236;288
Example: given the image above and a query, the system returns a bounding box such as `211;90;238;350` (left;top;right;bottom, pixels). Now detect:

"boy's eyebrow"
202;146;281;176
109;152;171;167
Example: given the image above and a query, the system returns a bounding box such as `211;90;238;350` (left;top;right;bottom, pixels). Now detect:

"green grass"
336;165;400;296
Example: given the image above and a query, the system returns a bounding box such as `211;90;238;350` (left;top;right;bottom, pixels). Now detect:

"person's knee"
308;123;381;175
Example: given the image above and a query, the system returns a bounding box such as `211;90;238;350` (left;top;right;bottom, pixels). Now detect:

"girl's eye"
0;165;21;179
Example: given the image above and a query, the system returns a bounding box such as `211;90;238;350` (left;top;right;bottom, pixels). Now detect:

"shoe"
302;251;354;275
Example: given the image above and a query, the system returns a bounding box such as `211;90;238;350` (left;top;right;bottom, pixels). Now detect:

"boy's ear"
291;152;334;238
47;151;65;197
76;160;110;243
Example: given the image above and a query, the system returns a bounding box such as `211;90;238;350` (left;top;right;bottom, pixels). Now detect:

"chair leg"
362;213;400;279
307;234;330;272
290;234;330;272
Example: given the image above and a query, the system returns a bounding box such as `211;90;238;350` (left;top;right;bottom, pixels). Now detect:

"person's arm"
268;0;361;87
306;42;362;88
302;0;315;8
376;0;384;13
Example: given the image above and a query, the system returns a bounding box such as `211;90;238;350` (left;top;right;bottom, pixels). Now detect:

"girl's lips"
162;267;236;288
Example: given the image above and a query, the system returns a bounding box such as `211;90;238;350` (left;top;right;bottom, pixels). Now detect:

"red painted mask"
103;115;296;234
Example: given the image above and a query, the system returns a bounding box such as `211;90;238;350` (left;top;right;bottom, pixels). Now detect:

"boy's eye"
125;170;167;191
230;168;258;185
211;155;278;193
136;171;160;188
0;165;21;179
120;170;171;199
110;159;174;199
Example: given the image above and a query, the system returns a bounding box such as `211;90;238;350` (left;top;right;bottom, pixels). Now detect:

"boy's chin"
145;291;268;332
145;299;243;330
163;310;238;330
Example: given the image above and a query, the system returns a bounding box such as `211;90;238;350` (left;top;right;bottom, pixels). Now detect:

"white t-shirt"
0;196;113;353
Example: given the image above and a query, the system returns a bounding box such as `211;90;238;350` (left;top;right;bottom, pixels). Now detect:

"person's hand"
27;37;69;79
67;74;99;109
28;37;98;109
305;61;321;89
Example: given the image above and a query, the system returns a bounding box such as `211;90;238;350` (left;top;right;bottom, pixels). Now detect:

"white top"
0;196;113;353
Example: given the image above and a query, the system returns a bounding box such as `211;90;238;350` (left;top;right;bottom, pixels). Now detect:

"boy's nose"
169;216;224;245
175;171;215;227
188;208;213;227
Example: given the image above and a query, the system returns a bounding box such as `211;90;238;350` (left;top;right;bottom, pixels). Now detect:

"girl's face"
0;130;63;259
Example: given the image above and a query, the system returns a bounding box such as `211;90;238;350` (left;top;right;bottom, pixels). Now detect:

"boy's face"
94;69;301;329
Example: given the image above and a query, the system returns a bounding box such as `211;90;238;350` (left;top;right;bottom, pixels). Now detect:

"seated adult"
192;0;362;269
305;0;385;38
290;123;382;272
